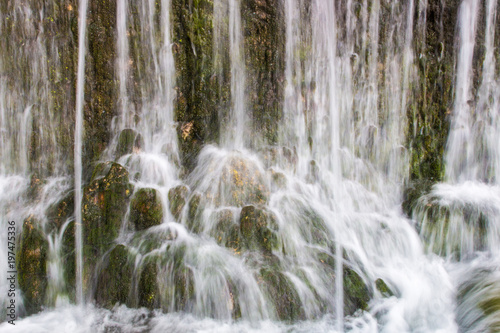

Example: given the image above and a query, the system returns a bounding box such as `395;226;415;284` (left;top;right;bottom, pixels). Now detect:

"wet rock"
138;262;159;309
240;205;279;253
61;221;76;302
46;191;74;232
95;245;133;308
186;192;203;234
375;278;393;297
130;188;164;230
18;216;48;315
343;267;371;316
168;185;189;220
259;268;305;321
82;162;133;281
219;157;269;206
210;209;240;249
173;267;195;311
115;128;143;159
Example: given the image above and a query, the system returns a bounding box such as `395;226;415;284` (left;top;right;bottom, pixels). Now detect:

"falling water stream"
1;0;500;332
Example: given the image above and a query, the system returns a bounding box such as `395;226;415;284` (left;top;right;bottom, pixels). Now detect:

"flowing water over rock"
1;0;500;332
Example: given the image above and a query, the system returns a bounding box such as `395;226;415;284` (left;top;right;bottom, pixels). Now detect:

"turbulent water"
1;0;500;332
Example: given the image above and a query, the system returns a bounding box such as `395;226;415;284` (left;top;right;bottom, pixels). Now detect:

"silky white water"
1;0;499;332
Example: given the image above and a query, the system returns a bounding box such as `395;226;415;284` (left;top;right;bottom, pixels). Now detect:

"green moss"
259;268;305;321
240;205;279;253
95;245;133;308
343;267;371;316
168;185;189;220
61;221;76;303
187;192;203;234
375;278;393;297
46;191;74;232
130;188;164;230
210;209;240;249
18;217;48;315
115;128;143;159
82;162;133;290
138;262;159;309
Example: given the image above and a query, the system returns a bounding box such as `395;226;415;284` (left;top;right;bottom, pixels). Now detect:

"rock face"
343;267;371;316
18;217;48;315
239;205;279;253
168;185;189;220
130;188;164;230
115;129;143;159
95;245;133;308
82;162;133;286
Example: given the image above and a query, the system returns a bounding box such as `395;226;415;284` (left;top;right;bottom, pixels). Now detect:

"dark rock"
138;262;159;309
95;245;133;308
186;192;203;234
375;278;393;297
82;162;133;286
168;185;189;220
210;209;240;249
259;268;305;321
130;188;164;230
240;205;279;253
18;216;48;315
115;128;143;159
343;267;371;316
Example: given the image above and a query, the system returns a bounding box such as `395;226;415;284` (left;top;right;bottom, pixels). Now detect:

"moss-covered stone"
82;162;133;289
259;268;305;321
61;221;76;303
168;185;189;220
343;267;371;316
83;0;118;178
240;205;278;253
375;278;393;298
242;0;285;144
210;209;240;249
115;128;143;159
138;262;159;309
46;191;74;232
130;188;164;230
95;244;133;308
186;192;203;234
18;216;48;315
218;157;269;207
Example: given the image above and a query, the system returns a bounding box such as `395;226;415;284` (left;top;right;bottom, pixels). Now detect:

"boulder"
130;188;164;230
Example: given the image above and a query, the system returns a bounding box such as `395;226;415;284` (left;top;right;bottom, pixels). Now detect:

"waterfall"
2;0;500;332
74;0;90;305
445;0;480;183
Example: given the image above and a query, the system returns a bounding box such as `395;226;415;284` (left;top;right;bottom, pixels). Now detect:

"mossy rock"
168;185;189;220
174;267;195;311
61;221;76;302
259;268;305;321
343;267;371;316
186;192;203;234
375;278;393;298
210;209;240;249
82;162;133;282
218;157;269;207
138;261;159;309
18;216;48;315
95;245;133;308
130;188;164;230
115;128;143;160
240;205;279;253
46;191;74;232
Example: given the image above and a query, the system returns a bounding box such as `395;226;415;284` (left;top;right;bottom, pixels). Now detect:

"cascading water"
2;0;500;332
